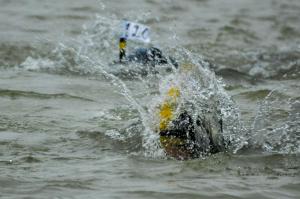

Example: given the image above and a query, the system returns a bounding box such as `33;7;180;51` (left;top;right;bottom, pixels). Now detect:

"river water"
0;0;299;198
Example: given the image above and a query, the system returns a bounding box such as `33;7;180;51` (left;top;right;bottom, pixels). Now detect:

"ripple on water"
0;89;95;102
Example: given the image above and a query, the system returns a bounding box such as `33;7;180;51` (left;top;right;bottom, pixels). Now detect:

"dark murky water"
0;0;299;198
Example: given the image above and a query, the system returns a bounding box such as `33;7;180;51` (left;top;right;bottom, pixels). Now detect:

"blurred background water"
0;0;299;198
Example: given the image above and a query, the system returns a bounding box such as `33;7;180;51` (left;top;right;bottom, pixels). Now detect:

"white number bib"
122;21;150;43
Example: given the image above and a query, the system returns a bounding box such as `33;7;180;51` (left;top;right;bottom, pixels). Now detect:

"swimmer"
118;37;178;68
157;86;226;160
118;35;226;159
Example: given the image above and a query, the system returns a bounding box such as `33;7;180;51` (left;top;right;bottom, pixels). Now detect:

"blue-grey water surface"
0;0;299;198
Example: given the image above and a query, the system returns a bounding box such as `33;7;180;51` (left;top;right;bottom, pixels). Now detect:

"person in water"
119;37;178;67
157;86;225;159
119;37;225;159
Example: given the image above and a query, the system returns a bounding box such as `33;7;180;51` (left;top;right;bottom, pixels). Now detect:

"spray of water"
251;90;300;153
18;12;299;158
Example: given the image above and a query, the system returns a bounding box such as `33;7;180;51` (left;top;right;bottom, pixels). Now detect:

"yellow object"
158;86;180;131
167;87;180;98
119;41;126;50
159;103;173;130
158;86;193;159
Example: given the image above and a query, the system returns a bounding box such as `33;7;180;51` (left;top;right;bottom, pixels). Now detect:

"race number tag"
122;21;150;43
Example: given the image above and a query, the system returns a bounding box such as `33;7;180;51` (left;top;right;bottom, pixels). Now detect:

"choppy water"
0;0;299;198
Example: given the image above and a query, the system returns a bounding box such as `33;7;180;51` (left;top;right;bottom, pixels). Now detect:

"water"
0;0;299;198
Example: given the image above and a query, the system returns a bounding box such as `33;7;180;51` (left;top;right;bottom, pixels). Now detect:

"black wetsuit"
127;47;178;68
160;111;225;157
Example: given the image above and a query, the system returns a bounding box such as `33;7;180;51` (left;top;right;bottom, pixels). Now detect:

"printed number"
125;22;130;37
123;21;150;42
132;25;139;37
141;28;149;39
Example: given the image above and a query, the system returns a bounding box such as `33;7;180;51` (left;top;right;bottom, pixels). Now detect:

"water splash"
148;47;247;156
251;90;300;154
18;13;247;158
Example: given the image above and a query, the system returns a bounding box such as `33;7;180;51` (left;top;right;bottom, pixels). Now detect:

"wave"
214;45;300;80
0;89;94;102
